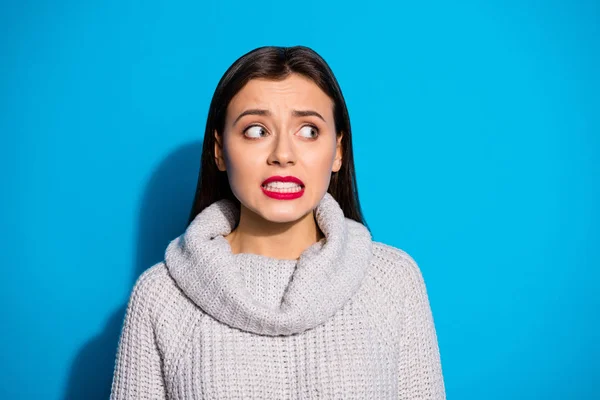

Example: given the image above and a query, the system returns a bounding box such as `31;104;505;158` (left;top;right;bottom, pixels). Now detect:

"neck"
225;204;325;260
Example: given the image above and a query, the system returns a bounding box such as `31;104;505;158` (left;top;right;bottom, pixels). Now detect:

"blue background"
2;0;598;398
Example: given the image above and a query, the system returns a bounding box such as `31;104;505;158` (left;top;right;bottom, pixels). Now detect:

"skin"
214;73;343;260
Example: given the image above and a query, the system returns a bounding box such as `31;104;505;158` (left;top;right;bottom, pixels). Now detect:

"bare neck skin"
225;204;325;260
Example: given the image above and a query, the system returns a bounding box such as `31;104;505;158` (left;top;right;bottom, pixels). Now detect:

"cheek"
302;145;336;179
223;139;263;180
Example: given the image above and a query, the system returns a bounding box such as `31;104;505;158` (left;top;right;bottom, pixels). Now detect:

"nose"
267;132;296;167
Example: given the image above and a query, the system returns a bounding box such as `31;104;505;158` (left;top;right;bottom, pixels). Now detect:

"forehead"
227;73;334;116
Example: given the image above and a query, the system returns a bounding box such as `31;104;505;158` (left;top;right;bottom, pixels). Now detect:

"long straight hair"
187;46;368;230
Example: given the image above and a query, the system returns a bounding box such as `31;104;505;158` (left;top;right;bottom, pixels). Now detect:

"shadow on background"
63;141;204;399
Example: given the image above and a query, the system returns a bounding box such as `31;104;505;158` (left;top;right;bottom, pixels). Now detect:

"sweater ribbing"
164;193;373;336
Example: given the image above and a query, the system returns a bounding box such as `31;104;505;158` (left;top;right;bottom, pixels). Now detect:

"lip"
261;175;305;200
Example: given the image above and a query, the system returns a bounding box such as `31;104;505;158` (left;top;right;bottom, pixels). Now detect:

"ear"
332;132;343;173
214;129;227;172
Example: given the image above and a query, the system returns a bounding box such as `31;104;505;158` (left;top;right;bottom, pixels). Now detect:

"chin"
255;200;312;224
234;191;315;223
233;185;325;223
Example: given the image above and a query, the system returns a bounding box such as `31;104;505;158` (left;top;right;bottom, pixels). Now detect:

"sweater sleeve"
398;254;446;399
110;269;167;399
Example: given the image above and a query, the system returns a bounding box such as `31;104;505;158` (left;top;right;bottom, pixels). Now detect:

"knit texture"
110;193;446;399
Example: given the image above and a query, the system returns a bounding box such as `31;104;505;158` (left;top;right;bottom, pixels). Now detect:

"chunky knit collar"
164;192;373;336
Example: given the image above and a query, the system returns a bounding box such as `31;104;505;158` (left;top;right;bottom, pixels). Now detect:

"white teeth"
262;181;303;193
264;181;301;189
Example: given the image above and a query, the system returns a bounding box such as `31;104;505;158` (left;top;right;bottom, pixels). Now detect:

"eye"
297;125;319;139
244;125;268;139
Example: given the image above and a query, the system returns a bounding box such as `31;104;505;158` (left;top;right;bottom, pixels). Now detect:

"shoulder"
127;261;203;329
131;261;171;295
371;241;424;280
370;241;429;300
126;262;175;319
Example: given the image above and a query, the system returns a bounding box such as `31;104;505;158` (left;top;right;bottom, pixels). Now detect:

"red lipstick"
261;175;305;200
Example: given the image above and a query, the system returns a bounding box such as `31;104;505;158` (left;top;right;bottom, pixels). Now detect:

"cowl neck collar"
164;192;373;336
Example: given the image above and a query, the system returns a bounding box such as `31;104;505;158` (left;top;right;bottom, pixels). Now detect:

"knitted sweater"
110;192;446;399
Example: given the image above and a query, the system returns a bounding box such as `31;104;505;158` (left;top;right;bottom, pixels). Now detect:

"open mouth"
260;176;305;199
261;182;304;193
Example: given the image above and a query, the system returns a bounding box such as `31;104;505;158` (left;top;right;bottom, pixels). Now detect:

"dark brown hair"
187;45;368;230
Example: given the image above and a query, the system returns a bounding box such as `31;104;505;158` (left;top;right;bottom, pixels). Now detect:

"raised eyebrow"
233;109;271;126
292;109;326;122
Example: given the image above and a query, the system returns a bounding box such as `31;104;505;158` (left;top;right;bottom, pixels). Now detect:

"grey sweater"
110;192;446;399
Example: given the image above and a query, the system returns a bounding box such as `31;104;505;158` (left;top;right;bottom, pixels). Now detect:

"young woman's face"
215;73;343;224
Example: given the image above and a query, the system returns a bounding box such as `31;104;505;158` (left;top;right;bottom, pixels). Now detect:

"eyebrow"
233;109;270;126
232;108;326;126
292;109;326;122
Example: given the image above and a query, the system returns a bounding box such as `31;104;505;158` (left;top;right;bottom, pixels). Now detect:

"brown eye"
298;125;319;139
244;125;268;139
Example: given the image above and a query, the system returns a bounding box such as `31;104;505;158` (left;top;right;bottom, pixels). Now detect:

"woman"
110;45;446;399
